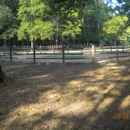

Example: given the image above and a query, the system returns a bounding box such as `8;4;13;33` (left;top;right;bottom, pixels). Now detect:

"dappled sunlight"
110;66;125;69
5;104;45;129
68;80;83;87
57;101;86;116
109;89;121;96
32;74;49;79
97;97;115;113
101;83;115;94
11;88;29;96
1;61;130;129
86;86;100;92
120;95;130;110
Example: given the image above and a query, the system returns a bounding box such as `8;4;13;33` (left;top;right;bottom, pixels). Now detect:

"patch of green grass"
0;53;8;56
43;55;87;59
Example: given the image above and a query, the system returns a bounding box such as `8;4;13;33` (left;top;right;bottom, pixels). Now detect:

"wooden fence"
0;45;130;63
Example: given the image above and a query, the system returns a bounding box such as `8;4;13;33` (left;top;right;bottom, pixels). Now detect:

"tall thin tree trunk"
56;37;58;45
21;40;25;46
9;42;12;61
73;39;76;45
62;36;65;63
100;39;103;48
56;12;59;45
31;41;33;48
95;0;103;48
4;39;7;46
2;0;5;5
60;36;62;45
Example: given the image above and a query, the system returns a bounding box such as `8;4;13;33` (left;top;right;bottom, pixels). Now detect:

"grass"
0;61;130;130
42;55;87;59
0;53;8;56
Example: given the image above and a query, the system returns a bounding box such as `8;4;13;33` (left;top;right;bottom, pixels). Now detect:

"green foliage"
60;8;83;38
51;1;84;40
1;0;130;45
117;0;130;26
0;6;12;29
79;0;109;42
123;27;130;45
17;0;54;41
0;5;18;40
103;15;128;38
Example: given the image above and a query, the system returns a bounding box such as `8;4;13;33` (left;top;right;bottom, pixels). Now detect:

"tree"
103;15;128;45
0;0;19;46
77;0;109;46
17;0;54;47
0;65;9;83
116;0;130;26
17;0;55;63
0;1;19;81
50;0;85;45
0;5;17;45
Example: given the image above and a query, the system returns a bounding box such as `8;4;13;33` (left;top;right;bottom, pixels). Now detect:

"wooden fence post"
116;45;118;62
27;45;28;54
62;45;65;63
3;46;5;56
92;45;94;63
110;44;112;53
40;45;41;53
9;43;12;62
33;41;35;63
122;42;124;52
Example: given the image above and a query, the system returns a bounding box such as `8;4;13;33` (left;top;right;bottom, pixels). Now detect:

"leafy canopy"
17;0;54;41
0;5;18;40
103;15;128;37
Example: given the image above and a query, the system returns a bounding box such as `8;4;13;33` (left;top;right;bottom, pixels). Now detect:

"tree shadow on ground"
0;61;130;130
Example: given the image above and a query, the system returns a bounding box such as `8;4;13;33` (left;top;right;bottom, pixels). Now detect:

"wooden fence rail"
0;45;130;63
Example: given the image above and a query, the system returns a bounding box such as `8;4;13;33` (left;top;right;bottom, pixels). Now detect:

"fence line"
1;45;130;63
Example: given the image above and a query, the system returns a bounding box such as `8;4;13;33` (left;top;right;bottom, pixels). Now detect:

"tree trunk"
100;39;103;48
9;43;12;61
73;39;76;45
31;41;33;48
4;39;7;46
21;40;25;46
0;65;8;83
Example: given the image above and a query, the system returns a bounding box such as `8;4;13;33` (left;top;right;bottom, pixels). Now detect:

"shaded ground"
0;61;130;130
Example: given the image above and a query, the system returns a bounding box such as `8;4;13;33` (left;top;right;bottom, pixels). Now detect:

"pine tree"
17;0;54;45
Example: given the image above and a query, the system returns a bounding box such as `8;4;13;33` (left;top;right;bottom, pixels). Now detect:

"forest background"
0;0;130;47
